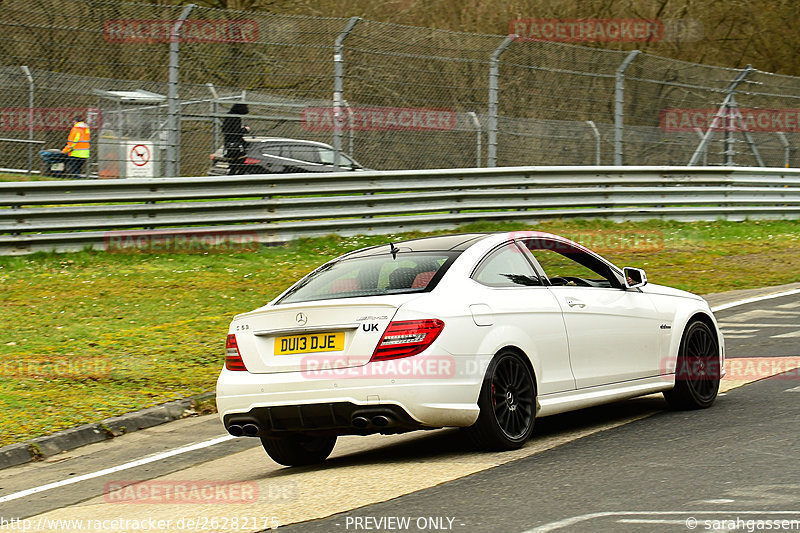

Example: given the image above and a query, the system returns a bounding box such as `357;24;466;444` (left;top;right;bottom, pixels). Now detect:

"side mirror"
623;267;647;289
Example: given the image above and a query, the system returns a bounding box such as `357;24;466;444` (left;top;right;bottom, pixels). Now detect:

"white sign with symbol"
126;142;154;178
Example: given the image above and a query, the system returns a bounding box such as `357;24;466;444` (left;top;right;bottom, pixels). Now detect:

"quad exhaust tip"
372;415;390;427
242;423;260;436
228;422;260;437
352;414;392;428
352;416;370;428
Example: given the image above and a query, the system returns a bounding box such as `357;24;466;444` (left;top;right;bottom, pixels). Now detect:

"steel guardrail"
2;166;800;254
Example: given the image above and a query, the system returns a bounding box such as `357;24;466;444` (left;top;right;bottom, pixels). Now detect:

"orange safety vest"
62;121;90;158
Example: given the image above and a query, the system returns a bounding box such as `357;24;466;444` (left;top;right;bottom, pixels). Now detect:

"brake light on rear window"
371;319;445;362
225;334;248;371
243;157;260;165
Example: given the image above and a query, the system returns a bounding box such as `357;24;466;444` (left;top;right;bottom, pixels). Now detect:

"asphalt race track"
1;287;798;533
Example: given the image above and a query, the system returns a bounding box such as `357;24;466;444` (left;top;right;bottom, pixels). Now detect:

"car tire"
663;320;720;410
466;350;536;451
260;434;337;467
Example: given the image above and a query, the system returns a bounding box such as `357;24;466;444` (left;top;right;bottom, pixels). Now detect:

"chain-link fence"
2;0;800;177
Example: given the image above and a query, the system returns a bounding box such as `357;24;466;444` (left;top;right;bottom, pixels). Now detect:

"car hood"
642;283;705;302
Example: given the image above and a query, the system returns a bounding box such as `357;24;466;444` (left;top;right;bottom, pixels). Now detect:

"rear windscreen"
276;252;458;304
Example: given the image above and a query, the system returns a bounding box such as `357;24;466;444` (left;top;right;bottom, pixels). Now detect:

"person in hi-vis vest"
62;115;90;178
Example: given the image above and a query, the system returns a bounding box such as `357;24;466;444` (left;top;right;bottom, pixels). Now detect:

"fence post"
693;128;708;166
776;132;790;168
206;83;220;158
488;34;516;168
586;120;600;165
729;103;765;167
689;65;753;166
614;50;640;166
333;17;360;171
165;3;196;178
342;99;355;157
468;112;482;167
20;66;34;175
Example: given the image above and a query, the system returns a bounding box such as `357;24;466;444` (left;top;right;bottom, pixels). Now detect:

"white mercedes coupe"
217;231;724;466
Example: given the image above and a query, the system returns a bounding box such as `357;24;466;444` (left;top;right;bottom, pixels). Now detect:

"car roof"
343;233;491;258
244;136;333;149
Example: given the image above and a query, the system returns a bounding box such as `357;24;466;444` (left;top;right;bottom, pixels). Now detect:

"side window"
319;149;356;168
319;149;335;165
285;145;320;163
341;154;359;168
523;239;620;288
472;243;541;288
261;145;282;157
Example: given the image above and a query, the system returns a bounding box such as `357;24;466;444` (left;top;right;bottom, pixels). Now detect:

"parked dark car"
208;137;366;175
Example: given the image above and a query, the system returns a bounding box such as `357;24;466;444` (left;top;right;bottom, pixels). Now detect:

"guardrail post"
165;4;196;178
614;50;640;167
689;65;753;166
333;17;360;171
487;35;516;168
20;66;34;175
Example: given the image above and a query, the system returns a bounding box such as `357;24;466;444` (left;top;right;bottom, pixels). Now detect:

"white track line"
711;288;800;312
0;435;234;504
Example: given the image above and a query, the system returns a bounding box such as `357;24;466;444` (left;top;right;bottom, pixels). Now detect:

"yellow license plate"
274;332;345;355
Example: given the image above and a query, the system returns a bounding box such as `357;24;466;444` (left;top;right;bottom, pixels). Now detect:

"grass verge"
1;218;799;447
0;172;57;182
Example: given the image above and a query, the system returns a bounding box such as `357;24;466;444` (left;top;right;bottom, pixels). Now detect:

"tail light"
371;319;445;362
225;334;248;371
243;157;260;165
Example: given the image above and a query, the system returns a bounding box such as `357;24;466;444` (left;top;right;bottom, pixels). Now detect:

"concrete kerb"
0;392;215;471
1;282;798;472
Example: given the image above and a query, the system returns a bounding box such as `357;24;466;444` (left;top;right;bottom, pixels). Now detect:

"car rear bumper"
216;354;492;435
222;402;424;438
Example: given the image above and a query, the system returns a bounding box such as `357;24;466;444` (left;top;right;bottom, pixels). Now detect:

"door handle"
566;299;586;308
